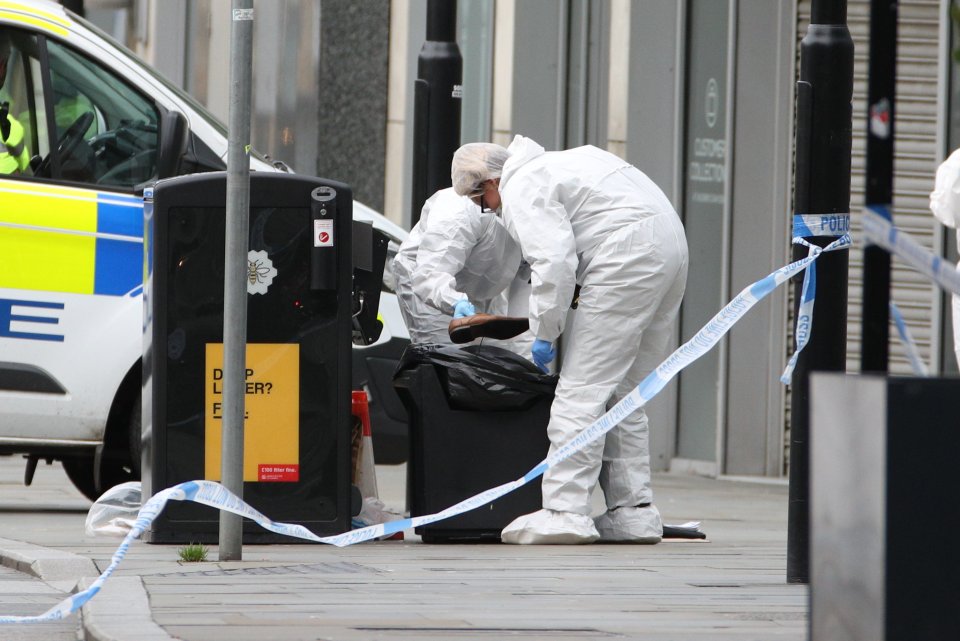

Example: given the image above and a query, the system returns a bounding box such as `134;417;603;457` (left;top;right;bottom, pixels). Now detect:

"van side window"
42;39;160;189
0;30;47;177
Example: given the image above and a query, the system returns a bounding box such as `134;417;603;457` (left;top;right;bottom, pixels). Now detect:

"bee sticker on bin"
247;250;277;295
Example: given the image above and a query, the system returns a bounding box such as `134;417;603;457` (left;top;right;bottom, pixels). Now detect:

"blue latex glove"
453;298;476;318
531;339;555;373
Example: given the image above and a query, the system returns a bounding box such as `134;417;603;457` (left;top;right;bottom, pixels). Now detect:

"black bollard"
860;0;898;373
787;0;854;585
410;0;462;225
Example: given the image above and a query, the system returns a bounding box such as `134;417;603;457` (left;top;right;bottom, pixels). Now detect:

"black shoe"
448;314;530;344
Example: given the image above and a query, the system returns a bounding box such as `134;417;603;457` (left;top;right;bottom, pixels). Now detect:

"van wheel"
62;455;99;501
93;441;137;496
62;425;138;502
62;449;137;502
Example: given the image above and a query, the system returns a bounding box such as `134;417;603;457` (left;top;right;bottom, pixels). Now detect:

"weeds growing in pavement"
177;543;209;563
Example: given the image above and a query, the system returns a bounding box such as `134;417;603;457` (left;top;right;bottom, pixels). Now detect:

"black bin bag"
393;342;556;542
394;343;558;411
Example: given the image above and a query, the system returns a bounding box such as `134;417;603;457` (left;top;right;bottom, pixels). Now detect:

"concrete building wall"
491;0;514;148
509;0;565;150
116;0;391;215
383;0;412;227
315;0;390;212
383;0;425;227
724;1;795;476
623;1;684;471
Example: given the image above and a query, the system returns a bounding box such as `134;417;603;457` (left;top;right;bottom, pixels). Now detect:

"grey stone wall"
317;0;390;213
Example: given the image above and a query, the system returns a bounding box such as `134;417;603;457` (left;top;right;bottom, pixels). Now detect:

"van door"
0;24;163;499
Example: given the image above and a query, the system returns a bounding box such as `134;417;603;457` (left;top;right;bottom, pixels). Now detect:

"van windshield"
69;10;275;166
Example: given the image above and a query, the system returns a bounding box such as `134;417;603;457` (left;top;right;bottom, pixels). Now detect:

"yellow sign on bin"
205;343;299;482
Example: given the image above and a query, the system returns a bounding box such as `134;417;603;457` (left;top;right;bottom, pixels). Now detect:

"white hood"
501;135;546;189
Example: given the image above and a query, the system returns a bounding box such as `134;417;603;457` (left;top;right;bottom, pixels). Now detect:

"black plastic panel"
143;172;352;543
395;363;549;542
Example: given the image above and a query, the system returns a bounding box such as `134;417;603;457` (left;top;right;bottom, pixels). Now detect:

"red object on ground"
352;390;372;437
351;390;402;540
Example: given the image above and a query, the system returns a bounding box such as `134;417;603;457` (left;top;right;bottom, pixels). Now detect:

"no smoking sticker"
314;219;334;247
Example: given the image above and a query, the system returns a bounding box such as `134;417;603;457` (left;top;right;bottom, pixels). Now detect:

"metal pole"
219;0;254;562
410;0;462;224
787;0;853;584
860;0;897;373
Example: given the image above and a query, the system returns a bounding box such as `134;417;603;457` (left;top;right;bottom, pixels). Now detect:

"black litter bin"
142;172;362;543
393;344;555;542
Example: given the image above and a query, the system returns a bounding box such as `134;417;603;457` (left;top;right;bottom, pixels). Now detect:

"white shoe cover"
594;504;663;543
500;509;600;544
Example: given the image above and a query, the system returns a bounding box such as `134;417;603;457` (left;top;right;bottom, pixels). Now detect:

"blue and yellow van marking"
0;182;143;296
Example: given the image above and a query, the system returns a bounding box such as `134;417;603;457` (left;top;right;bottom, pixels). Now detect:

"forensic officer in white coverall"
451;135;688;544
392;186;534;354
929;147;960;369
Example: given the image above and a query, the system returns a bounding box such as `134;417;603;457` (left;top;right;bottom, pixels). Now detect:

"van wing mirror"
351;221;389;345
157;109;189;179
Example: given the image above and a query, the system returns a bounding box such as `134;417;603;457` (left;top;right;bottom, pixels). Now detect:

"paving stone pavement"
0;456;809;641
0;563;79;640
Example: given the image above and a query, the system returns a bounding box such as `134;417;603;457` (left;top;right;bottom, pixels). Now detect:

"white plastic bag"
84;481;142;537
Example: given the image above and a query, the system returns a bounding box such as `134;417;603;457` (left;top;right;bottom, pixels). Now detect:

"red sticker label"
314;219;334;247
258;464;300;482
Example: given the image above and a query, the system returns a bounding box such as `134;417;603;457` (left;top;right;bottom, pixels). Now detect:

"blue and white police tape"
2;221;851;625
863;207;960;296
781;214;852;383
0;481;179;624
0;476;539;624
889;302;929;376
792;212;852;238
862;207;960;377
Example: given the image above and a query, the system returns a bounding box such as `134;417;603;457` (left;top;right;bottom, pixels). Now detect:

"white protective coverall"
393;187;533;352
493;136;689;544
929;147;960;368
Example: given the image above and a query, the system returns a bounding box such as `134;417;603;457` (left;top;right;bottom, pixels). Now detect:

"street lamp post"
219;0;254;562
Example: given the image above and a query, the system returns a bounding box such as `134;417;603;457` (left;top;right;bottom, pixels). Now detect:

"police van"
0;0;410;500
